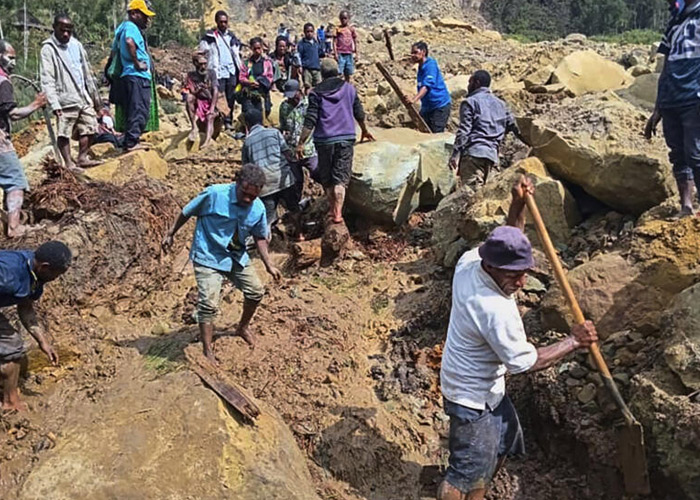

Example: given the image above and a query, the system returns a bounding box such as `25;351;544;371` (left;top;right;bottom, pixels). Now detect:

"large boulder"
523;65;554;89
541;216;700;337
540;252;673;337
85;150;168;185
347;128;455;225
19;366;320;500
616;73;659;112
630;377;700;500
445;74;471;101
551;50;634;96
432;157;580;267
517;98;674;215
661;283;700;391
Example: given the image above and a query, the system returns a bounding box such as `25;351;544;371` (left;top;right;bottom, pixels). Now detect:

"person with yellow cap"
109;0;158;152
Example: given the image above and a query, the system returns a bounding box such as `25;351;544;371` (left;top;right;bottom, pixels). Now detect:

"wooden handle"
524;192;637;425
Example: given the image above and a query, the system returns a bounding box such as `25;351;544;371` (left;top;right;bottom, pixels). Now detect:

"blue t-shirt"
657;4;700;109
113;21;151;80
0;250;44;308
417;57;451;113
317;28;326;43
297;38;323;70
182;184;268;272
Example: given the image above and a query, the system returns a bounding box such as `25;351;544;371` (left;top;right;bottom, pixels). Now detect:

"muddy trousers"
661;104;700;200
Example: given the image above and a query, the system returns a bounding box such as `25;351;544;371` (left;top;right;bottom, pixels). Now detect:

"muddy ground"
0;157;611;499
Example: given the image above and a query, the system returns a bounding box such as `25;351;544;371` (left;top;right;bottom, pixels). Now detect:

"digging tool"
375;62;432;133
524;191;651;496
10;74;63;167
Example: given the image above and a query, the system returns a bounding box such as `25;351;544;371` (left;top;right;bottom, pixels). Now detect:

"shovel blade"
619;423;650;495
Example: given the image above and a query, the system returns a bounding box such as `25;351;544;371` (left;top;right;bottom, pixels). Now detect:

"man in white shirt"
40;13;101;171
438;176;599;500
198;10;243;129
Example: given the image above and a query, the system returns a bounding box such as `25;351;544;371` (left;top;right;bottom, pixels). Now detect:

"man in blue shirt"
406;41;452;133
297;23;325;93
646;0;700;217
0;241;72;411
162;164;282;363
112;0;155;152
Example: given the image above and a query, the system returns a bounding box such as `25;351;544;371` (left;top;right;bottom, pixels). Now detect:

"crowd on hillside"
0;1;695;499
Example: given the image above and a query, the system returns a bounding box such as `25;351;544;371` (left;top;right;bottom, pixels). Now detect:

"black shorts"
421;104;451;133
261;184;301;226
316;141;354;188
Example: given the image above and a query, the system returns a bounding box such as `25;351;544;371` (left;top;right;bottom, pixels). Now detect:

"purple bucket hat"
478;226;534;271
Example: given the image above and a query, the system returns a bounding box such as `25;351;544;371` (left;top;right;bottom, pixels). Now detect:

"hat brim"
137;7;156;16
283;89;298;98
478;245;534;271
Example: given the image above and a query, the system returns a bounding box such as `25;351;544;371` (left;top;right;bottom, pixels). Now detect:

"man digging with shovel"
438;175;599;500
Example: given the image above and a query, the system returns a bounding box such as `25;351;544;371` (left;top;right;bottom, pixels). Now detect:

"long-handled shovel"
524;191;651;496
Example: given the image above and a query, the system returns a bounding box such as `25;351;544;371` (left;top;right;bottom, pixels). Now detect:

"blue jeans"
338;53;355;76
443;396;525;494
661;104;700;197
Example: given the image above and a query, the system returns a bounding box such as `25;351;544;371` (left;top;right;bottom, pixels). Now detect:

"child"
333;11;358;82
297;23;325;92
95;102;123;149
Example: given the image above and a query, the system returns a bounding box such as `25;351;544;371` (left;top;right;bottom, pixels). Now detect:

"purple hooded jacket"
304;77;366;144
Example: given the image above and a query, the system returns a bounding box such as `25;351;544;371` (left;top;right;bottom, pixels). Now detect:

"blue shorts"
338;53;355;76
444;396;526;493
0;151;29;193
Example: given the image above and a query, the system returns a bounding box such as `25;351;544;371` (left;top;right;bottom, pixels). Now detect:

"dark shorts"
0;151;29;194
261;184;301;226
316;141;354;188
0;312;25;363
421;103;451;133
444;396;525;494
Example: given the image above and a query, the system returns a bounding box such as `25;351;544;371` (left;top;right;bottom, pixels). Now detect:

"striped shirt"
241;124;294;197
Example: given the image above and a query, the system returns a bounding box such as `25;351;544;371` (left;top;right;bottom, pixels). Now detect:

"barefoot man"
438;176;599;500
162;164;282;362
0;241;72;411
40;13;102;172
185;51;219;149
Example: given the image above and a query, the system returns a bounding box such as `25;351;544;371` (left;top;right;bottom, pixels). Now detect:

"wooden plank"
185;347;260;425
383;28;395;61
375;62;432;134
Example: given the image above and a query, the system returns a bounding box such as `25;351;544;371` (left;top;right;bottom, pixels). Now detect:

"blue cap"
478;226;534;271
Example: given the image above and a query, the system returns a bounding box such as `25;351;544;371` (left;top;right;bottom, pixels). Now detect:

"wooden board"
185;347;260;425
375;62;432;134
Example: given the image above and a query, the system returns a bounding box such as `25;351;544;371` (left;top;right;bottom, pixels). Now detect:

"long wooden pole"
375;62;432;134
524;191;650;495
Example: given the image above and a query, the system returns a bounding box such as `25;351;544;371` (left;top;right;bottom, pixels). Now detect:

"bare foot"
203;349;219;365
125;144;148;153
7;224;28;238
200;140;212;149
76;159;101;168
188;129;198;142
1;399;28;412
66;165;86;174
235;327;256;348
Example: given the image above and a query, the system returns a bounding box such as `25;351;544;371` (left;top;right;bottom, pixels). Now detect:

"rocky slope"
1;6;698;500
